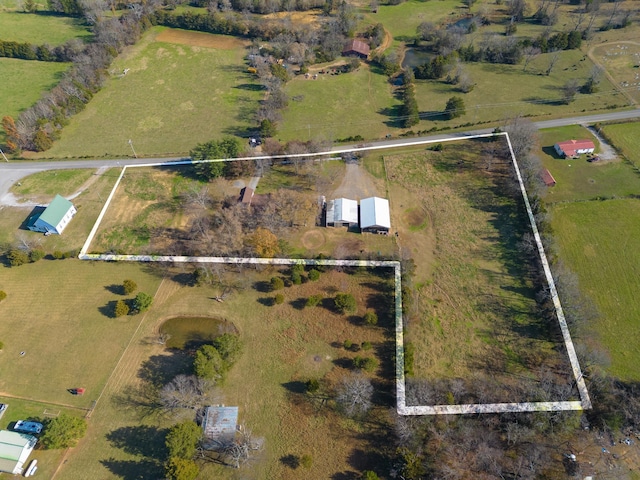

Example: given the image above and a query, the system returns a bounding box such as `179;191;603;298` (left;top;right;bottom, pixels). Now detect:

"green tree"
334;293;357;313
165;456;200;480
190;137;241;180
0;341;4;350
166;421;202;459
122;279;137;295
363;311;378;326
291;271;302;285
259;118;277;138
114;300;130;317
363;471;380;480
444;96;465;120
354;356;378;372
270;63;290;82
7;249;29;266
133;292;153;312
40;414;87;449
213;333;242;365
33;130;53;152
274;293;285;304
308;269;320;281
0;291;6;302
270;277;285;291
194;344;226;380
300;454;313;469
305;294;323;308
29;249;45;262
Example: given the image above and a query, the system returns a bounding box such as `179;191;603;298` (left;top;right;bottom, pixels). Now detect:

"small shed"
326;198;358;227
342;39;370;59
360;197;391;233
541;168;556;187
239;187;255;205
26;194;76;235
554;139;595;158
0;430;37;475
202;406;238;447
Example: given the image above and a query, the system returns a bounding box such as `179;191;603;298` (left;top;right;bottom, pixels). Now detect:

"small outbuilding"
554;139;595;158
360;197;391;233
26;194;76;235
326;198;359;227
0;430;37;475
541;168;556;187
342;39;370;59
202;406;238;447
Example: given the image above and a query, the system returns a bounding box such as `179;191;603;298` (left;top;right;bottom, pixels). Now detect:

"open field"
279;64;402;142
602;121;640;165
551;199;640;381
0;57;68;121
40;27;260;158
0;11;91;45
592;41;640;104
384;140;577;403
10;169;94;199
0;168;118;250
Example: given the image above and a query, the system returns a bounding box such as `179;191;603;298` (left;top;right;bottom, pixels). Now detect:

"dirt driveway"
331;163;382;200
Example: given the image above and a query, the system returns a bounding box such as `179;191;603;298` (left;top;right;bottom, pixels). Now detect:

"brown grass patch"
263;10;322;25
155;29;249;49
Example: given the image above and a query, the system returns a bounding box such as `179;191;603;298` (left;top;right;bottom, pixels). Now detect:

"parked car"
13;420;43;434
0;403;6;419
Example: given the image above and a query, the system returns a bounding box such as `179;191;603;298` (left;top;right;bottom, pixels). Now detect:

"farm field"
40;27;261;158
0;10;91;45
602;121;640;165
279;64;402;142
383;139;577;403
52;265;395;480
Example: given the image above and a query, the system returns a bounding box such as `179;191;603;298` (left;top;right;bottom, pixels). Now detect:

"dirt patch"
331;163;383;200
301;229;326;250
402;207;429;230
155;29;249;49
263;10;322;25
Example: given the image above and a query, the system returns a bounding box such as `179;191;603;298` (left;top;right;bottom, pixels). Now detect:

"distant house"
554;139;595;158
202;406;238;448
342;39;370;59
0;430;37;475
360;197;391;233
326;198;358;227
541;168;556;187
26;194;76;235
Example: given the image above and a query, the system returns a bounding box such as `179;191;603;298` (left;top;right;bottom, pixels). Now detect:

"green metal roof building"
0;430;37;475
27;194;77;235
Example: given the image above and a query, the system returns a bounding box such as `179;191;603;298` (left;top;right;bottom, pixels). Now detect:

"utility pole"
0;147;8;162
128;139;137;158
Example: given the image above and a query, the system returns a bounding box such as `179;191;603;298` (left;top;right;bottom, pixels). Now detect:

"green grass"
0;11;91;45
42;27;262;158
279;64;401;142
551;199;640;381
0;57;69;120
10;169;94;197
602;121;640;166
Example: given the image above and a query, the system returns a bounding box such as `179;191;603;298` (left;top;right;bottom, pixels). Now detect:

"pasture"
592;41;640;104
602;121;640;166
40;27;261;158
0;11;91;45
279;64;401;142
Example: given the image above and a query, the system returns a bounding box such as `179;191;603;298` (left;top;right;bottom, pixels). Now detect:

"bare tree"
562;79;580;104
220;425;264;468
546;50;561;76
503;115;539;158
522;46;541;72
160;374;217;412
336;372;373;417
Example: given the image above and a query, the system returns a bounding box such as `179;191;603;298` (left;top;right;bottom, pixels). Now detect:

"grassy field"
40;27;262;158
10;169;94;198
279;64;402;142
602;121;640;166
592;41;640;104
0;11;91;45
0;57;68;120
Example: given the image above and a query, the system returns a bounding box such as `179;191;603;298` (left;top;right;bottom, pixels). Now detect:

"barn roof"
327;198;358;224
360;197;391;230
555;139;595;156
541;168;556;186
342;39;370;56
202;406;238;443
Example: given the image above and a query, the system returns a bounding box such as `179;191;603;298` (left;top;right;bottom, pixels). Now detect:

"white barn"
27;194;76;235
0;430;37;475
326;198;358;227
360;197;391;233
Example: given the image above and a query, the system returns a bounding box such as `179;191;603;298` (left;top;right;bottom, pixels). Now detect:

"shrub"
166;421;202;459
343;339;353;350
363;311;378;326
363;471;380;480
274;293;285;304
114;300;129;317
165;456;199;480
52;250;64;259
335;293;357;313
361;341;372;351
62;250;77;259
40;414;87;449
305;294;322;308
291;272;302;285
0;291;6;302
271;276;284;291
291;264;304;274
0;341;4;350
212;333;242;365
7;249;29;266
122;279;137;295
354;356;378;372
300;454;313;469
306;378;320;393
29;248;45;263
308;269;320;281
132;292;153;313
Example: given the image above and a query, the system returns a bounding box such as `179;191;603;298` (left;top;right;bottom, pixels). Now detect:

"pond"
159;316;237;350
401;48;432;69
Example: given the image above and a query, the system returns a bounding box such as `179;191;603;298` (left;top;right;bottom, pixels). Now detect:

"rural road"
1;109;639;203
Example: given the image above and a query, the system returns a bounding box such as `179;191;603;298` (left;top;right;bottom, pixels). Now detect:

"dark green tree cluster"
41;414;87;449
413;54;450;79
190;137;242;180
401;69;420;128
165;421;201;480
0;40;73;62
193;333;242;382
443;96;465;120
534;30;582;52
334;293;357;314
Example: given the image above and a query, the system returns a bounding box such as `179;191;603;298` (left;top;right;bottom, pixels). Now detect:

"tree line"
0;39;80;62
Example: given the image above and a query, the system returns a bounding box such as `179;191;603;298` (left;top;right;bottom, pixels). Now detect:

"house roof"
541;168;556;186
0;430;36;474
203;406;238;443
360;197;391;230
38;194;74;227
327;198;358;224
555;139;595;156
342;39;370;56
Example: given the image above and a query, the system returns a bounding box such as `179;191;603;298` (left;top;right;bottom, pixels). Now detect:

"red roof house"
554;139;595;158
342;39;370;59
541;168;556;187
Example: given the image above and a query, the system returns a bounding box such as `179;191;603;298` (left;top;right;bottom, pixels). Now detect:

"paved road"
1;109;638;202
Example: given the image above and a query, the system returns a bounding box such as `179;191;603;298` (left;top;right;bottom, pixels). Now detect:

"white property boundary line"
78;133;591;415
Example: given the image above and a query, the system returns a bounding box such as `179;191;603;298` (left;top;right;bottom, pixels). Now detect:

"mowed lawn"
0;10;91;45
602;121;640;166
0;57;69;120
279;64;401;141
42;27;262;158
0;260;163;406
551;199;640;381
